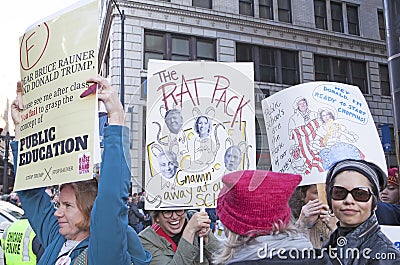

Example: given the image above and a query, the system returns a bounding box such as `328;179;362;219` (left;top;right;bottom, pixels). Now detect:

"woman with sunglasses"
324;159;400;264
139;209;221;264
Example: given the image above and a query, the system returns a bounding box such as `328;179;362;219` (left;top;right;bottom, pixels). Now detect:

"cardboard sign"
15;0;100;190
145;60;256;209
262;82;386;185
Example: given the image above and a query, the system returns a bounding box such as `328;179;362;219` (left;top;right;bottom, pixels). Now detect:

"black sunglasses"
331;186;374;202
161;210;185;218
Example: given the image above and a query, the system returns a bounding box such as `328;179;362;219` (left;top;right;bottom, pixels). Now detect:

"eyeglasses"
331;186;374;202
161;210;185;219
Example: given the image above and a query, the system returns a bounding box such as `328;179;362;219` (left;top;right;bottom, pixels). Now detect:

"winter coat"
323;214;400;265
376;202;400;225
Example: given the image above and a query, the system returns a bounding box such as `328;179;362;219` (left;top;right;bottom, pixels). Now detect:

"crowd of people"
2;77;400;265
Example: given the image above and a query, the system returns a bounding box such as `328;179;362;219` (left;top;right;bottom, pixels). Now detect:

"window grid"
239;0;254;16
314;0;327;30
237;43;299;86
278;0;292;23
192;0;212;9
378;10;386;41
331;2;344;33
144;31;216;69
379;65;391;96
314;55;368;94
347;4;360;35
259;0;273;20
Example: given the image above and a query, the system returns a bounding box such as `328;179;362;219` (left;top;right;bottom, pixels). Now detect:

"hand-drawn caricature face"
320;110;335;124
290;145;301;160
194;115;212;139
224;146;242;171
165;109;183;134
297;99;308;113
158;151;178;179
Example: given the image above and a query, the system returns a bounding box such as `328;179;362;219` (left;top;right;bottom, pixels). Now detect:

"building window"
144;32;164;68
193;0;212;9
140;77;147;100
239;0;254;16
314;55;330;81
379;65;391;96
331;2;343;33
314;0;327;30
378;10;386;40
314;55;368;94
259;0;273;20
196;39;216;61
171;37;190;61
237;43;299;86
255;116;270;167
278;0;292;23
347;4;359;35
144;31;216;69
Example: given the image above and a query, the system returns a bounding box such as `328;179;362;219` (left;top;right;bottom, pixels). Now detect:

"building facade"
98;0;395;192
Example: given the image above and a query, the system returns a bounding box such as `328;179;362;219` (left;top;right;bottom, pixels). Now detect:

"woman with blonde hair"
213;170;327;264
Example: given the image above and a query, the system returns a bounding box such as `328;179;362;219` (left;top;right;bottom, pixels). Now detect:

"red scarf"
151;223;178;252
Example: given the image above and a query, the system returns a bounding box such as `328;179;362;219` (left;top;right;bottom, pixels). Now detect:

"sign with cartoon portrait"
262;82;387;185
145;60;256;209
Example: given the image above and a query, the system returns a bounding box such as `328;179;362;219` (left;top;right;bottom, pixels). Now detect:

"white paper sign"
145;60;256;209
262;82;387;185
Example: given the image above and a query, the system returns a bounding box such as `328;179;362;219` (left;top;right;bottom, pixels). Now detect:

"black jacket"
323;214;400;265
376;202;400;225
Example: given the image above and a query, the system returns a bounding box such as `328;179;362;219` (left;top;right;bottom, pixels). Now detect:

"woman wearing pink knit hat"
213;170;328;264
380;167;399;204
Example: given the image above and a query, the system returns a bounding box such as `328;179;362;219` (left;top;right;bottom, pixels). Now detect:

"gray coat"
138;226;221;265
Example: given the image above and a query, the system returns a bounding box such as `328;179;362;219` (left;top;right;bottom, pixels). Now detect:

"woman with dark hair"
10;77;151;265
323;159;400;264
194;115;212;139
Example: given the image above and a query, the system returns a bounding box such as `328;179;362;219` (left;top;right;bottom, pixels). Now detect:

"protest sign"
15;0;100;190
262;82;387;185
145;60;256;209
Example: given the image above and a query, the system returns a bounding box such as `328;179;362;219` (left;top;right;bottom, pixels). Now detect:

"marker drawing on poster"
145;60;256;209
15;0;100;190
262;82;387;185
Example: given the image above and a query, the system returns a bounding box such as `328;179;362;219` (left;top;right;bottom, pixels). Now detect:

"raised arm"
85;77;150;265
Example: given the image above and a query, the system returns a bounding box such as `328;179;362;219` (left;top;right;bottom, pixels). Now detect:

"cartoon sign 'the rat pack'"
145;60;256;209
